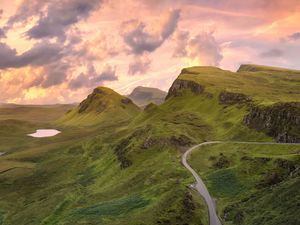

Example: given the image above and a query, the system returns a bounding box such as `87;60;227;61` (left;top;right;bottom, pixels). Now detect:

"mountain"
60;86;140;126
164;64;300;225
127;86;167;107
0;65;299;225
167;65;300;104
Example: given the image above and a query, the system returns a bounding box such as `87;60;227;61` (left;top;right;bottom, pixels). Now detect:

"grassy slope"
0;115;209;225
60;87;140;126
180;66;300;105
179;65;300;224
0;65;299;225
189;143;300;225
0;89;210;225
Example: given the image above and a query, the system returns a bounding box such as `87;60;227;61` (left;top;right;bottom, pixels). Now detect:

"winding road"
182;141;300;225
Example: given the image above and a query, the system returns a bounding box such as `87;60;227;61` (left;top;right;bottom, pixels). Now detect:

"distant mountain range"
127;86;167;107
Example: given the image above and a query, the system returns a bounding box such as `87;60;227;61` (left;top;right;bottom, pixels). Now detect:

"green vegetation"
0;90;208;225
0;64;299;225
180;65;300;104
60;87;140;126
189;143;300;225
0;104;74;123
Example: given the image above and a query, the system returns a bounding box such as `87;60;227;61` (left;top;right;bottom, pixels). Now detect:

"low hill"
237;64;300;73
0;104;74;123
127;86;167;107
60;87;140;126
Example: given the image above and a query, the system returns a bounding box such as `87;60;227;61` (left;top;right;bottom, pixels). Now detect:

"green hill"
0;64;299;225
164;65;300;225
170;65;300;104
60;87;140;126
127;86;167;107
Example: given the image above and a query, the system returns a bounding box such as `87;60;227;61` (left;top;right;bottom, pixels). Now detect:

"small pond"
28;129;61;138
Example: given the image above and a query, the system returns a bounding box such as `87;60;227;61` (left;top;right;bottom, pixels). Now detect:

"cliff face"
166;79;204;99
243;102;300;143
219;91;252;105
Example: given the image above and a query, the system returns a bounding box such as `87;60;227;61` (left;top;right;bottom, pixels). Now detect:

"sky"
0;0;300;104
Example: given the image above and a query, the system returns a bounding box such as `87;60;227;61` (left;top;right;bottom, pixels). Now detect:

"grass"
0;99;208;225
0;104;74;123
180;65;300;105
188;143;300;225
59;87;140;126
0;64;299;225
205;168;246;197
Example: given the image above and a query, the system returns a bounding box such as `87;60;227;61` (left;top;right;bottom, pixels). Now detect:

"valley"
0;64;299;225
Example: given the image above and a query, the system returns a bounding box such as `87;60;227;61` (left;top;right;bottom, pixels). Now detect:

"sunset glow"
0;0;300;104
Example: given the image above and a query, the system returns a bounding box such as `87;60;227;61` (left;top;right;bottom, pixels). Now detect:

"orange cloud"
0;0;300;103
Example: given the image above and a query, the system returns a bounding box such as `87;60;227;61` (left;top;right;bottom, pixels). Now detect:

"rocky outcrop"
182;192;196;215
78;88;107;113
141;134;193;150
219;91;252;105
166;79;204;99
143;103;158;112
211;153;231;169
243;102;300;143
169;135;193;147
120;98;133;105
114;138;133;169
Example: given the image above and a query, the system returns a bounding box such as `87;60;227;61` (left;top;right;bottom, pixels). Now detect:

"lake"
28;129;61;138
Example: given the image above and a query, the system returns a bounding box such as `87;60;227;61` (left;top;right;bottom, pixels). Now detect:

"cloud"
0;41;63;69
188;32;223;66
174;31;223;66
128;55;151;75
9;0;102;40
41;63;70;88
68;73;88;89
94;65;118;82
173;31;189;57
7;0;47;27
0;28;6;38
69;64;118;89
77;34;119;61
120;9;180;55
0;41;69;88
288;32;300;41
260;48;284;58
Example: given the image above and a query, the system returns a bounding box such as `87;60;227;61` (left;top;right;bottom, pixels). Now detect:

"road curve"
182;141;300;225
